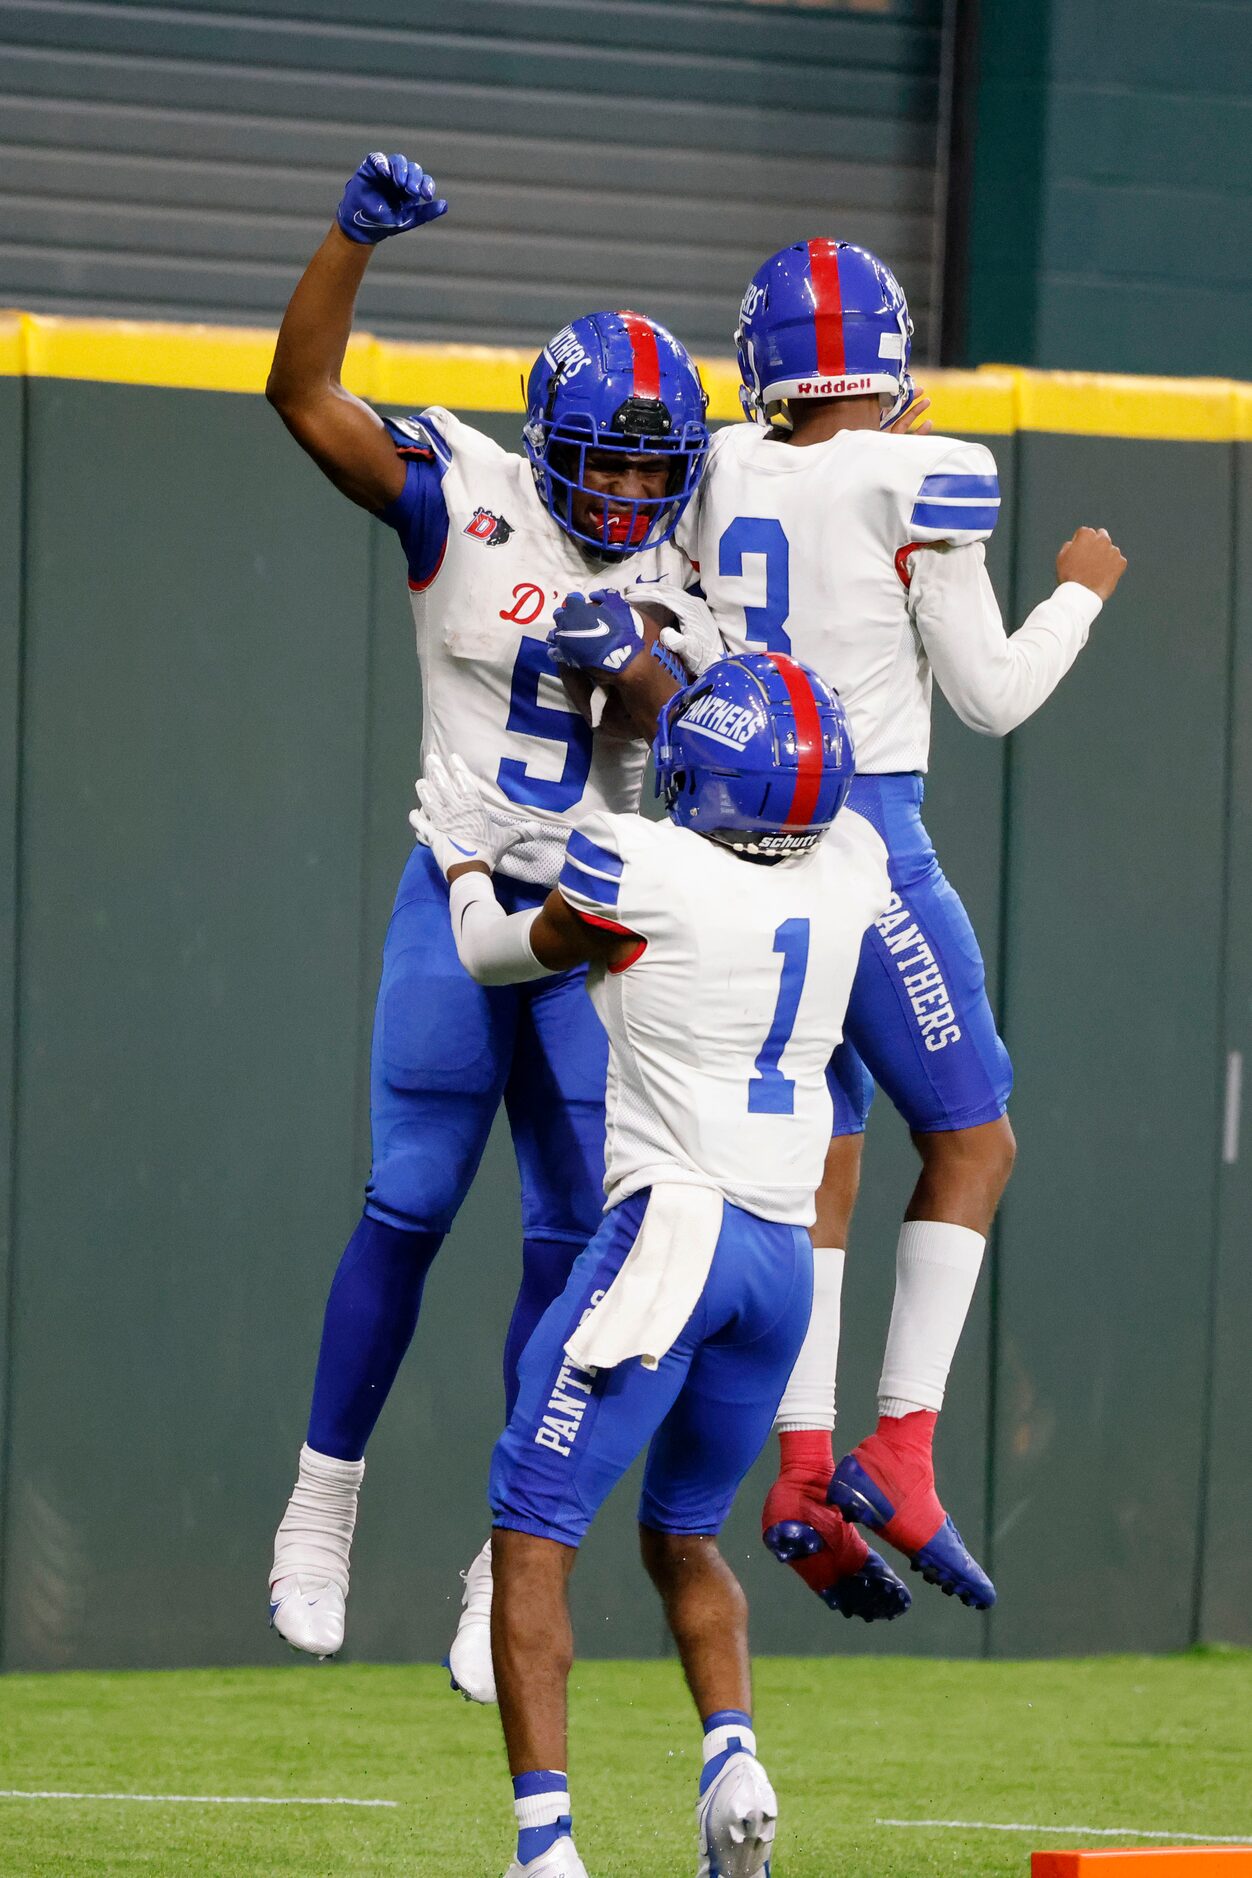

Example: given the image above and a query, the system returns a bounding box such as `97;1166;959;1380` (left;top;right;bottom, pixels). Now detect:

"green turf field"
1;1649;1248;1875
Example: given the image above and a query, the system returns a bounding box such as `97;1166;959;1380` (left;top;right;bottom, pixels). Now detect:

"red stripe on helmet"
806;241;846;378
766;652;824;827
618;310;662;400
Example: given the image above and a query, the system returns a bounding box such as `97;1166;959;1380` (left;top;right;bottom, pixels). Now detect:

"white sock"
774;1248;845;1432
514;1786;570;1828
703;1717;757;1763
877;1221;985;1415
270;1443;364;1595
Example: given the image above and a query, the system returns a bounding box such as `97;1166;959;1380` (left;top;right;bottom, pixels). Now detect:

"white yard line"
0;1790;398;1808
878;1819;1251;1845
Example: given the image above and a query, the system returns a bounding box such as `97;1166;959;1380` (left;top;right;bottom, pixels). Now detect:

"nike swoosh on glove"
548;589;644;676
337;152;448;244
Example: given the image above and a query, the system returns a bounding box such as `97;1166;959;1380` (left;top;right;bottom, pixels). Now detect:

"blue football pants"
306;843;608;1460
829;774;1014;1136
491;1188;814;1548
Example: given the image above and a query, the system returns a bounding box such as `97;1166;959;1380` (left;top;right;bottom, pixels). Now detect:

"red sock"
849;1410;946;1553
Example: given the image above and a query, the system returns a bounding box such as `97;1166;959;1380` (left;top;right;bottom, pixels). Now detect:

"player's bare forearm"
530;889;640;974
266;226;405;513
609;649;685;742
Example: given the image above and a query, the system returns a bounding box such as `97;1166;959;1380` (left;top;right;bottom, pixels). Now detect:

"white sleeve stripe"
912;495;1001;509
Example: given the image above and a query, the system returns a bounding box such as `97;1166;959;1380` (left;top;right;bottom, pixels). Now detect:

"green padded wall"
988;435;1233;1654
962;0;1252;377
0;373;24;1618
1;381;373;1668
1198;439;1252;1648
0;380;1247;1671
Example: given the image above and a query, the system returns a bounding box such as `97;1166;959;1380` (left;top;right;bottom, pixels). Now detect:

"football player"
263;152;709;1679
550;242;1127;1614
413;652;904;1878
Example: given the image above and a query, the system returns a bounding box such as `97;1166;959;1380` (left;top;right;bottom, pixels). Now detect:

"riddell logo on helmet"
796;375;873;396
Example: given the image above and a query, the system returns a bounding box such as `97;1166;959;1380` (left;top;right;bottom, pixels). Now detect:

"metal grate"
0;0;944;354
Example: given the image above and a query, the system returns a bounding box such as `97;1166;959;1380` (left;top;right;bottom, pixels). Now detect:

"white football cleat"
697;1750;777;1878
268;1443;363;1659
503;1837;589;1877
269;1576;346;1659
447;1537;497;1703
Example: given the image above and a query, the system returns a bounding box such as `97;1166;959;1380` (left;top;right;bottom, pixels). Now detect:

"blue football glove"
547;589;644;678
337;152;448;245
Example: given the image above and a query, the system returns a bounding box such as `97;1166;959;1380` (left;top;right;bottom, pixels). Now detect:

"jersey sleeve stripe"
910;501;1001;532
565;830;624;878
559;856;621;908
916;472;1000;501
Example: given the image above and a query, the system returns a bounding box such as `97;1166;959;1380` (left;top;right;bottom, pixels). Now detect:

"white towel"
564;1184;725;1373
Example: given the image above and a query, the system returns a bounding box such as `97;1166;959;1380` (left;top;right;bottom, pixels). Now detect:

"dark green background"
0;381;1246;1672
963;0;1251;376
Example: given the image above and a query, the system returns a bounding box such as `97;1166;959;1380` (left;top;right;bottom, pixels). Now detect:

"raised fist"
1056;525;1127;602
337;153;448;245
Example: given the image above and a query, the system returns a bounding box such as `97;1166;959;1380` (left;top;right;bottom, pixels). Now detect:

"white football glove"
623;582;725;679
411;753;538;877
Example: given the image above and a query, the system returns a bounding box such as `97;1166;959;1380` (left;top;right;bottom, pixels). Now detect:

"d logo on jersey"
464;507;515;547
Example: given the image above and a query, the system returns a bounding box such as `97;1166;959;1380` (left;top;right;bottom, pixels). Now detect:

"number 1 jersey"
557;810;891;1225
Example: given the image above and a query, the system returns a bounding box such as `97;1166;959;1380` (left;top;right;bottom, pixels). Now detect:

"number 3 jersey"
556;809;891;1225
380;406;693;887
687;423;1100;773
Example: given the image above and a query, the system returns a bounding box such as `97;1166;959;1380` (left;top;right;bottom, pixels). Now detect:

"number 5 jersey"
381;406;693;884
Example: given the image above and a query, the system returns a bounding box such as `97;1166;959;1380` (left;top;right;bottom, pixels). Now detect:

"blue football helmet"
655;652;856;859
735;240;913;427
523;311;709;557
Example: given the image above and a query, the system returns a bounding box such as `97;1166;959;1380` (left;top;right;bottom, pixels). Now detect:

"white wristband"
448;871;553;986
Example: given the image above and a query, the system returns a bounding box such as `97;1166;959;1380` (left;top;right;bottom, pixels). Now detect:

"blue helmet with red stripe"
735;240;913;427
654;652;855;860
523;310;710;557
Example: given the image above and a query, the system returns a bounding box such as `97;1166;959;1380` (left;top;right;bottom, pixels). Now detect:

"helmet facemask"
524;313;710;557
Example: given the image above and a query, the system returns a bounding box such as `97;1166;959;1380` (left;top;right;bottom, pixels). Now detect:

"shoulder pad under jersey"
416;405;517;472
903;436;1000;545
707;422;748;464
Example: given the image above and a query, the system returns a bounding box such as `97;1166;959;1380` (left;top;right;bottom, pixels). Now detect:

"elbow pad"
448;872;554;986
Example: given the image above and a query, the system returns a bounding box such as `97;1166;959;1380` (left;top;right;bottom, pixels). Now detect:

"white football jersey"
687;424;1003;773
393;407;691;886
557;810;891;1225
